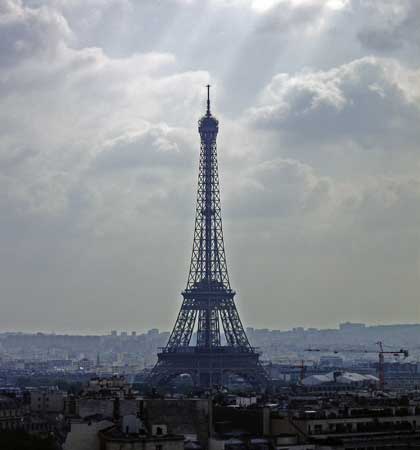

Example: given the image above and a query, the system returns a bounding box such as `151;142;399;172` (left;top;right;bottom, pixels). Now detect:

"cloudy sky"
1;0;420;334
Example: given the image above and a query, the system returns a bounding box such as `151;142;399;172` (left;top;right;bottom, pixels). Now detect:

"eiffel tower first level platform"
148;86;269;389
150;347;266;388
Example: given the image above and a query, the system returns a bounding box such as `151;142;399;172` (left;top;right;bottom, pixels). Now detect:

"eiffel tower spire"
206;84;211;116
149;87;268;388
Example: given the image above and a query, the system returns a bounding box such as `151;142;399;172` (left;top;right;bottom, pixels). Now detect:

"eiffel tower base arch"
149;348;269;390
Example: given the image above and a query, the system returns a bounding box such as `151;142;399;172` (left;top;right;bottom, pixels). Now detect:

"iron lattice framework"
149;87;268;389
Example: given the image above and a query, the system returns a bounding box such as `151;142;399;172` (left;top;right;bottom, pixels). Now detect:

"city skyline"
3;320;420;337
1;0;420;333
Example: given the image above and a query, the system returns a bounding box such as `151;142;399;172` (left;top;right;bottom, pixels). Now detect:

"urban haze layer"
1;322;420;377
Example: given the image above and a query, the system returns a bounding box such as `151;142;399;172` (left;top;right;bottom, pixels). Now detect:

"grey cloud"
338;176;420;232
0;2;208;227
356;0;420;52
357;29;404;52
0;0;71;67
225;158;333;219
1;0;420;331
248;57;420;149
91;125;193;172
0;146;38;171
255;0;325;35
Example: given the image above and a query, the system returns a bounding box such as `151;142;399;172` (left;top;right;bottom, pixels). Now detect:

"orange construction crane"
375;341;409;390
305;342;409;390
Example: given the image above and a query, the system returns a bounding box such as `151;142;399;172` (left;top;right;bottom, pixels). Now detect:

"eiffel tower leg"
166;300;197;348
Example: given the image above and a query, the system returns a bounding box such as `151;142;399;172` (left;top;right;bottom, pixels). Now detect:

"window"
314;424;323;434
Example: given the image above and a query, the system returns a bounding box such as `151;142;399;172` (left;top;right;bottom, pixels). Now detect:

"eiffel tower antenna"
149;87;269;389
206;84;211;115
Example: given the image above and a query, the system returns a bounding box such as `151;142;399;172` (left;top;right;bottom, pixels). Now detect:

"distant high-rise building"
339;322;366;331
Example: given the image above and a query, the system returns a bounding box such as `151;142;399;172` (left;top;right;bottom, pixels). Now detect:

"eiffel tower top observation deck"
149;87;268;388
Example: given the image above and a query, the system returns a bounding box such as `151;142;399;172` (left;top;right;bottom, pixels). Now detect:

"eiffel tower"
149;87;268;389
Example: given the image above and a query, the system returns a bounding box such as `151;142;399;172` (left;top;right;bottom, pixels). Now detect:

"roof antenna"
206;84;211;116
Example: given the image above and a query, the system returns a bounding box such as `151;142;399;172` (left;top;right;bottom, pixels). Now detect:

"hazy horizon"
3;320;420;337
1;0;420;333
